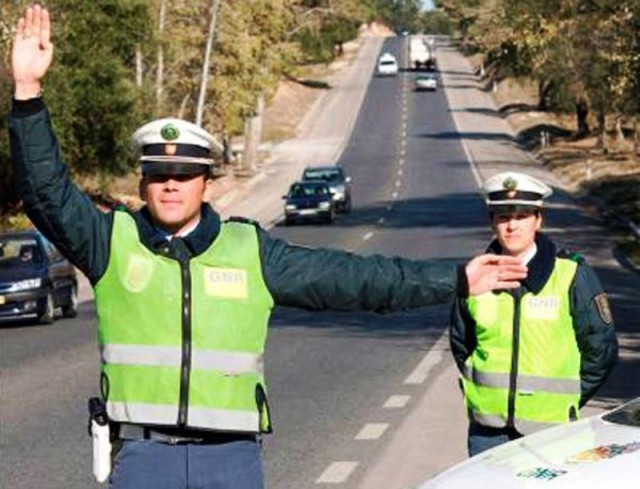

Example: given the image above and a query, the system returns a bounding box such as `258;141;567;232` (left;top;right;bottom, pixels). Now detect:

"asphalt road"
1;36;638;489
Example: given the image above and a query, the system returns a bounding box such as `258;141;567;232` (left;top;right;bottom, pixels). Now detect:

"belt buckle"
166;435;183;445
165;434;203;445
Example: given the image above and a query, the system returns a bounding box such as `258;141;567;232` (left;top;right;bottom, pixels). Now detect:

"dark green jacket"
450;233;618;410
9;100;465;312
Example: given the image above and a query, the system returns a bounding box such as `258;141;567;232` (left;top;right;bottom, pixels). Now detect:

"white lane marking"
383;395;411;408
392;191;399;199
395;180;402;187
404;330;449;384
316;462;358;484
378;217;386;224
399;158;405;166
363;231;374;241
355;423;389;440
400;148;406;157
401;139;407;147
397;168;404;176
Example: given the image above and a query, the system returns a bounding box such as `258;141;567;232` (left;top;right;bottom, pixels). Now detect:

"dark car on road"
0;230;78;324
301;165;352;213
283;181;335;225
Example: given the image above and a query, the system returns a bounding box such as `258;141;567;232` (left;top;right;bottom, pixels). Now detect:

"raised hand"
466;254;527;296
11;5;54;100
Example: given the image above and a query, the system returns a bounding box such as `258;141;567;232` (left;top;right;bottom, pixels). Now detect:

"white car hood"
420;400;640;489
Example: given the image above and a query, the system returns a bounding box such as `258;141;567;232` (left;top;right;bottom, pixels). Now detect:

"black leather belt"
118;424;256;445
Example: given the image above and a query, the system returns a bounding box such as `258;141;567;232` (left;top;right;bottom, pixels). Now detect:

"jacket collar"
487;232;556;294
133;204;221;256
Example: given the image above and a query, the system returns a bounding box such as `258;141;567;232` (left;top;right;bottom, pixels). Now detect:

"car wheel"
38;292;55;325
62;284;78;318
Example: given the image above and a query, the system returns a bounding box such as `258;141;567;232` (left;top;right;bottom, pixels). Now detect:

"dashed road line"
383;395;411;408
355;423;389;440
362;231;374;241
316;462;358;484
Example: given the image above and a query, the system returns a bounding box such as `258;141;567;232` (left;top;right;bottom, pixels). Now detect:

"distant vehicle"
415;73;438;91
418;397;640;489
376;52;399;76
302;165;352;213
0;230;78;324
283;181;335;225
409;35;436;71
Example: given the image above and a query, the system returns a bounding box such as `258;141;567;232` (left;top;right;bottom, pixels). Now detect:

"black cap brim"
142;162;210;176
489;204;541;216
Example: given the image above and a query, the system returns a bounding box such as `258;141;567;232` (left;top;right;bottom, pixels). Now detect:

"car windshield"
0;237;44;267
303;168;344;183
380;60;396;66
290;184;329;197
602;398;640;427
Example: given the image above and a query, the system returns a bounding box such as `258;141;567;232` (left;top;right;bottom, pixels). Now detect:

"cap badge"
503;177;518;191
160;123;180;141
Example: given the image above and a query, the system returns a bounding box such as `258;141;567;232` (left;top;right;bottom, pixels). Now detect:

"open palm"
11;5;53;87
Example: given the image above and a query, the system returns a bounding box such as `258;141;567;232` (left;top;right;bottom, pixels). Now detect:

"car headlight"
285;204;297;211
319;201;331;210
9;278;43;292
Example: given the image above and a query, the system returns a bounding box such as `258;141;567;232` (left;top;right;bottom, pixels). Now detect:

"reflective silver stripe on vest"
189;407;259;432
107;401;259;432
101;344;264;374
107;401;179;425
462;366;581;394
469;411;557;434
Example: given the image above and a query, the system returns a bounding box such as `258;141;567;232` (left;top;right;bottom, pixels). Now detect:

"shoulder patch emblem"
594;293;613;325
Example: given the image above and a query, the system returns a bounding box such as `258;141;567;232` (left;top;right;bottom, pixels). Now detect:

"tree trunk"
596;111;607;153
575;97;590;138
135;45;142;88
241;94;265;174
155;0;167;114
614;114;624;143
537;79;552;111
196;0;222;127
634;116;638;158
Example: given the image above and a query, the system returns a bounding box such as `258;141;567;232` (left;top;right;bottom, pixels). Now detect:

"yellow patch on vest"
523;295;561;320
204;267;248;299
123;254;154;293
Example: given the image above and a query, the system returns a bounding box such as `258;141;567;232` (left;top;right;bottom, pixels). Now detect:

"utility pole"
196;0;222;127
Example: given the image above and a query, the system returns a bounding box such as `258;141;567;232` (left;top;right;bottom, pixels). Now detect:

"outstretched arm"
12;5;53;100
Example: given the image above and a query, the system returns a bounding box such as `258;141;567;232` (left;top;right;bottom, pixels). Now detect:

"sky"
421;0;435;10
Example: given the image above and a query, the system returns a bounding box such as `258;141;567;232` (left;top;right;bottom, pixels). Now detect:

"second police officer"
450;171;619;457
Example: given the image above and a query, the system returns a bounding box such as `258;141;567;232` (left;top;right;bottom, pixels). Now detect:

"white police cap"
481;172;552;213
131;118;223;175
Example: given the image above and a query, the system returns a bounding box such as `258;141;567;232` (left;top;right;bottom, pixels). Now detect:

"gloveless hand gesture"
465;254;527;296
12;5;53;100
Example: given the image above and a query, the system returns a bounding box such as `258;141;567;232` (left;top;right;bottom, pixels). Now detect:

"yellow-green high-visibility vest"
462;258;581;435
94;211;274;433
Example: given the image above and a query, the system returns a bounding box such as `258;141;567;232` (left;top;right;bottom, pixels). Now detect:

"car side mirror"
345;176;352;183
